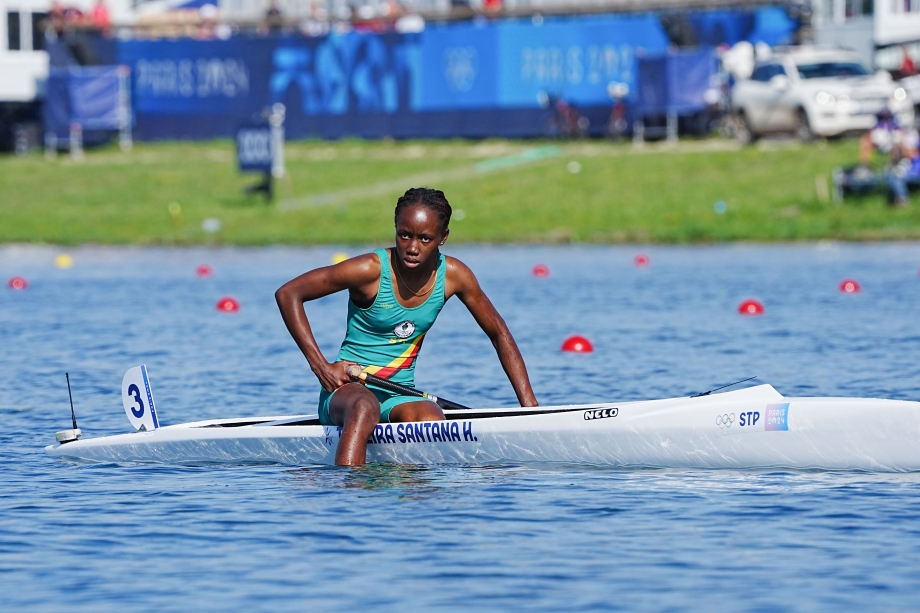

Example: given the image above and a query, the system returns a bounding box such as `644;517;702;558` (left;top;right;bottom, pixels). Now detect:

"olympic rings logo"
716;413;735;429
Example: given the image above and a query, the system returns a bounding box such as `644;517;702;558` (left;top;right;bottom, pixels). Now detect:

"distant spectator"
215;21;232;40
901;45;917;77
483;0;502;13
299;4;329;37
853;108;918;207
886;128;919;207
49;0;67;38
48;1;84;39
384;0;403;18
834;109;906;202
64;4;84;30
859;108;906;168
195;4;218;40
262;0;284;35
90;0;110;36
394;12;424;33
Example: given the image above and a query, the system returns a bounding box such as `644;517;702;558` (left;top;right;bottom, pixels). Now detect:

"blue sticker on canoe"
764;403;789;431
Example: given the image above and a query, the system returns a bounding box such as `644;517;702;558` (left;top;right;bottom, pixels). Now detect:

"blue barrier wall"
103;9;792;140
115;13;671;140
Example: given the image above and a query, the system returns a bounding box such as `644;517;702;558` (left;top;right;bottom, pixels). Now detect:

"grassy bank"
1;138;918;245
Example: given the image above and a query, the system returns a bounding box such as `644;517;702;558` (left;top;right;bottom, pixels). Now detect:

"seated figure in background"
262;0;284;35
839;108;918;206
834;109;916;203
858;108;905;172
885;127;920;208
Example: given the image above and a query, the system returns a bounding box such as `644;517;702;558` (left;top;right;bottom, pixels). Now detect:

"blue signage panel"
119;38;272;114
103;9;779;140
415;22;498;111
416;14;669;111
269;32;416;116
496;15;670;108
237;124;273;173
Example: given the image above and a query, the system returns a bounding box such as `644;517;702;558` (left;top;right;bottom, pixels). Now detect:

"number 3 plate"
122;365;159;432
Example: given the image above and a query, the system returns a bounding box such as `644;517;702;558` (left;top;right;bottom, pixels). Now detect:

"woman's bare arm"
275;254;380;392
446;258;538;407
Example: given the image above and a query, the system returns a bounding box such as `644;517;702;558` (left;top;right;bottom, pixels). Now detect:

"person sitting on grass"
858;108;906;173
885;127;920;208
838;108;912;201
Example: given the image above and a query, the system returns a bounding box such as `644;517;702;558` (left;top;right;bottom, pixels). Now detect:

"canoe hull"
45;385;920;471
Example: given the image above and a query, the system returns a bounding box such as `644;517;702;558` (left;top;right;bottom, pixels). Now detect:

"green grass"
1;137;918;245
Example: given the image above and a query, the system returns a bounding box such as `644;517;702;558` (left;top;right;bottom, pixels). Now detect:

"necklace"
393;259;436;298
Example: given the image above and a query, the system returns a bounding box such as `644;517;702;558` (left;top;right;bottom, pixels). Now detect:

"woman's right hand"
313;360;361;392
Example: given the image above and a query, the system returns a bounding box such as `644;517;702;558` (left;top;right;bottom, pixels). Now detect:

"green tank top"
336;248;446;386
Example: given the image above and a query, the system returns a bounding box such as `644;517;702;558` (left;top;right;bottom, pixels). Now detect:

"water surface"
2;243;919;610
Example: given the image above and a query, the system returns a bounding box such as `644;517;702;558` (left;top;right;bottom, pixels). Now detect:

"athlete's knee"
392;401;444;422
423;403;446;421
347;395;380;423
331;385;380;426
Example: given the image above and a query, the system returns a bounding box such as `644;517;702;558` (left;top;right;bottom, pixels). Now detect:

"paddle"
345;364;472;411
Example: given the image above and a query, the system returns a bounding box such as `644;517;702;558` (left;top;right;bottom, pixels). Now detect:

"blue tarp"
42;66;124;138
636;50;719;116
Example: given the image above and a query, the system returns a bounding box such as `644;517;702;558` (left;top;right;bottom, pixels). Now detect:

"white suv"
731;46;914;142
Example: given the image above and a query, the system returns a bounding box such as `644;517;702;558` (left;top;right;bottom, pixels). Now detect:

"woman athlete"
275;188;538;465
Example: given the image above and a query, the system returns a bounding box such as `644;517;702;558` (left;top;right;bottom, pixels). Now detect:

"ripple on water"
2;244;920;610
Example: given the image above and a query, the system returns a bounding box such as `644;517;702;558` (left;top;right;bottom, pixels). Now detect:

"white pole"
69;123;84;160
119;65;133;152
45;132;57;160
270;103;286;179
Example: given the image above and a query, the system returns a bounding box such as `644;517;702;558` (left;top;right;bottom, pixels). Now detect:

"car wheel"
795;109;815;142
733;111;757;145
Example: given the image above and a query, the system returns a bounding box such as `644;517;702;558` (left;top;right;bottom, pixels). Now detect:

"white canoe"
46;384;920;471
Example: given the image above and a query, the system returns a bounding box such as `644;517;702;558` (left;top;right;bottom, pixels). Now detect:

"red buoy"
561;335;594;353
634;254;650;267
532;264;550;278
196;264;213;278
738;299;764;316
216;296;240;312
7;276;28;290
839;279;860;293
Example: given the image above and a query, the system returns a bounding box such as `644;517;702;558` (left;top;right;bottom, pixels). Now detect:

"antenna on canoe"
691;376;758;398
55;372;82;444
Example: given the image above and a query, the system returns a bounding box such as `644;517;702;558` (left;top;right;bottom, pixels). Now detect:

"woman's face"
394;204;448;270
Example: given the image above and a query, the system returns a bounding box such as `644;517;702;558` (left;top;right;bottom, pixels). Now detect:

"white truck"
731;46;914;143
0;0;133;150
1;0;52;149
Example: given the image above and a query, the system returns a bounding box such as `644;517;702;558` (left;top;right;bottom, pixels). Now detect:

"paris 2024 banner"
115;9;792;140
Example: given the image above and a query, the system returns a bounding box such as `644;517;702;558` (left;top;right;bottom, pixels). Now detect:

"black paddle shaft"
359;372;472;411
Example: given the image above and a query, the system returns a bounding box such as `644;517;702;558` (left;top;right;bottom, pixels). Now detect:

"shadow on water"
283;462;538;499
284;463;447;498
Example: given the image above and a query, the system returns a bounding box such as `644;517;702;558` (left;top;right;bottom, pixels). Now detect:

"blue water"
2;243;920;611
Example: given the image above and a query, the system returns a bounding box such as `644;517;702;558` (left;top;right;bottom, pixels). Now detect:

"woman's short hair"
395;187;451;233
